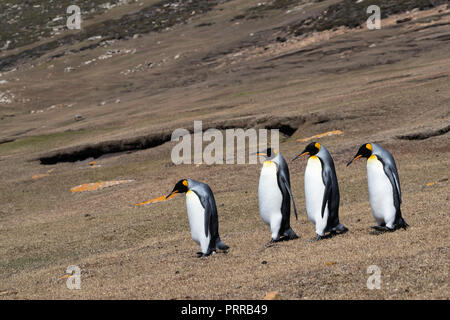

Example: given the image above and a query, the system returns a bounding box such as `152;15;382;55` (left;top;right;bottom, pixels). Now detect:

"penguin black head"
292;142;321;161
257;147;279;160
166;179;189;198
347;143;373;166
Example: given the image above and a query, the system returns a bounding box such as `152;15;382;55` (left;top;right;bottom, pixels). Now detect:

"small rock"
88;35;102;41
261;260;267;265
74;114;84;121
133;34;141;39
276;36;287;43
396;17;412;24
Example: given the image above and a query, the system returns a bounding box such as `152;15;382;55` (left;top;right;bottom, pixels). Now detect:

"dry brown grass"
0;1;449;299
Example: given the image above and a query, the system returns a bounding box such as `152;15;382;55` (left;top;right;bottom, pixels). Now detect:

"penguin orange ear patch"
135;193;177;206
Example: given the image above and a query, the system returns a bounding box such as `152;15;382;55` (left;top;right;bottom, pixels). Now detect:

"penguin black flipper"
276;158;299;239
193;185;229;251
191;187;219;251
280;175;298;220
320;158;341;230
321;178;331;219
378;157;407;229
277;155;298;220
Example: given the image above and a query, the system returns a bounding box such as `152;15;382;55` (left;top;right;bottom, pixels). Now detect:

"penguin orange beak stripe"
292;151;309;161
346;154;362;167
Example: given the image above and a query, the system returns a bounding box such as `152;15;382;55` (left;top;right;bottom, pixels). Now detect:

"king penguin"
292;142;348;241
347;143;408;232
166;179;229;257
257;148;299;244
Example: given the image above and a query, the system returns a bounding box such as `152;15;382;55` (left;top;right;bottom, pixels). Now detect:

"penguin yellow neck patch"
263;160;274;167
368;155;378;161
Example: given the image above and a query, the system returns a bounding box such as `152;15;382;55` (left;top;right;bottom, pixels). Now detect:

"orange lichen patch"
135;193;177;207
89;161;97;166
264;291;280;300
70;180;134;193
32;173;50;180
32;168;55;180
325;261;336;266
297;130;343;142
426;182;436;187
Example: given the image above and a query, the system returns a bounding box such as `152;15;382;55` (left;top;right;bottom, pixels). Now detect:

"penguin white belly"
185;191;210;253
367;156;396;228
258;161;283;240
305;156;328;236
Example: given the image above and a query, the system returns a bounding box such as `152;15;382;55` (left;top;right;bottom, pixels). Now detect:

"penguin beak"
346;155;362;167
256;152;267;157
165;190;179;199
292;151;309;161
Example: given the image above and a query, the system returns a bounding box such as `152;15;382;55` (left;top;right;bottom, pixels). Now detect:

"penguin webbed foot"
309;230;342;243
196;251;214;258
216;241;229;252
370;225;395;234
333;224;348;234
397;219;409;230
308;234;324;243
282;228;300;240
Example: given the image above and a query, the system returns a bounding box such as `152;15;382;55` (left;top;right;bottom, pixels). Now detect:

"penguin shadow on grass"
369;224;409;236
